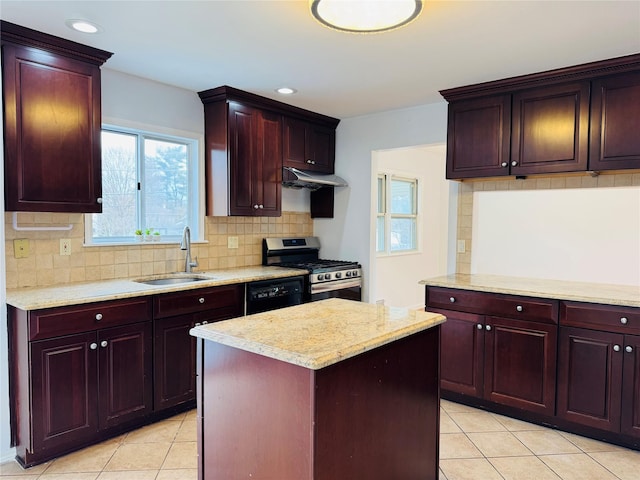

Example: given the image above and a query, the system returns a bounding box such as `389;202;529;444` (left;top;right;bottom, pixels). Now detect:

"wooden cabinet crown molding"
198;85;340;129
440;53;640;102
0;20;112;65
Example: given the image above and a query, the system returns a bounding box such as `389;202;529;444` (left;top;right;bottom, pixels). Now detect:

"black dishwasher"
246;276;305;314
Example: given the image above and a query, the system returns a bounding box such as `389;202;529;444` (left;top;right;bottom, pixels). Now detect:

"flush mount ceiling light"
65;18;102;34
310;0;422;33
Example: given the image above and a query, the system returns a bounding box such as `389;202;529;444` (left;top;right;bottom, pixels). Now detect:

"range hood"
282;166;348;191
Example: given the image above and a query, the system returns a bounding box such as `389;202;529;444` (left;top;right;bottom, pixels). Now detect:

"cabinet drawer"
426;286;558;324
154;284;244;319
29;298;152;341
560;301;640;334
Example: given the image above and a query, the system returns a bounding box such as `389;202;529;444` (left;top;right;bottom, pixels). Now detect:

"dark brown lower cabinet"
558;327;640;439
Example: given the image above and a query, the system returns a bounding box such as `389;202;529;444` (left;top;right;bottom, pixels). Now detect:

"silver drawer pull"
95;313;103;321
199;297;205;304
626;346;633;353
477;323;483;330
501;162;508;167
613;345;621;352
449;297;455;303
90;343;98;350
100;340;108;348
202;321;209;325
486;325;492;331
195;322;201;327
516;305;523;312
620;317;628;325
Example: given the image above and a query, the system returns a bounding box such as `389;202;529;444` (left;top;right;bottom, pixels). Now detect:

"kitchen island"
190;298;446;480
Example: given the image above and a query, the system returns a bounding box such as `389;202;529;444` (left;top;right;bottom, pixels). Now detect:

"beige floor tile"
39;474;100;480
492;413;547;432
96;471;158;480
540;453;620;480
0;476;40;480
103;443;171;471
184;409;197;421
156;469;198;480
44;442;119;473
558;430;629;453
123;420;181;444
448;411;507;432
467;431;533;457
0;460;50;476
161;442;198;470
439;433;483;459
440;411;462;434
440;400;480;414
174;419;198;442
439;468;448;480
440;458;504;480
589;449;640;480
514;430;582;455
489;456;562;480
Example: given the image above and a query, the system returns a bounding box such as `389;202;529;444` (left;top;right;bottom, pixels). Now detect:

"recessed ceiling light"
276;87;297;95
65;19;102;34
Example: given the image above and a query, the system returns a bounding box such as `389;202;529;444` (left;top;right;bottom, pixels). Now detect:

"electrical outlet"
60;239;71;256
14;239;29;258
227;236;239;249
457;240;466;254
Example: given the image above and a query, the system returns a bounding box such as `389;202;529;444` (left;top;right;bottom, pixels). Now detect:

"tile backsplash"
4;212;312;289
454;171;640;275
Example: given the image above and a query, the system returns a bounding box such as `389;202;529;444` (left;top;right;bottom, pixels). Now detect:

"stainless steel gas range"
262;237;362;302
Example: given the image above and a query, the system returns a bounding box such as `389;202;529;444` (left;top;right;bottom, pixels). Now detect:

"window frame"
376;172;421;256
84;121;204;246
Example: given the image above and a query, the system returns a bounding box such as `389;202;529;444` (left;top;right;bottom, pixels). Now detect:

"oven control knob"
346;271;352;277
352;270;359;277
325;273;332;280
317;274;324;281
335;272;342;279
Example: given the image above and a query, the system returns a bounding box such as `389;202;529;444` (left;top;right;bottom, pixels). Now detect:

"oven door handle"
311;278;362;294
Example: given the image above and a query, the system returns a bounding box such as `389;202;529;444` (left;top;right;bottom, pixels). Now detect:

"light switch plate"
14;239;29;258
60;239;71;256
457;240;466;254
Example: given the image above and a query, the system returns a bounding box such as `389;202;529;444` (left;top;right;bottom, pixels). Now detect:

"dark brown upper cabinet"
441;54;640;180
589;71;640;171
1;21;112;212
199;86;339;217
283;117;335;173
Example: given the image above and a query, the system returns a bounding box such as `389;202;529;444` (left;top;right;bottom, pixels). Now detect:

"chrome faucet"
180;226;198;273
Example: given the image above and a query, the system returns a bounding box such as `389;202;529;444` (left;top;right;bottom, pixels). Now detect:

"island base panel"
199;326;441;480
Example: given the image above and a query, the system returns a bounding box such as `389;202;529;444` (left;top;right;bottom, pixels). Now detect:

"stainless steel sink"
133;274;211;286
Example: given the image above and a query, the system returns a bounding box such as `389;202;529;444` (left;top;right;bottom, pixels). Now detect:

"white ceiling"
1;1;639;119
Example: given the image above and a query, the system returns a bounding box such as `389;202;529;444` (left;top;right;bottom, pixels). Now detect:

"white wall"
314;102;449;302
374;144;457;309
471;187;640;286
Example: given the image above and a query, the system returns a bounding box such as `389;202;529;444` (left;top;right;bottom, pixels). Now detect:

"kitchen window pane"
376;216;385;252
390;218;417;252
377;175;385;214
391;178;416;214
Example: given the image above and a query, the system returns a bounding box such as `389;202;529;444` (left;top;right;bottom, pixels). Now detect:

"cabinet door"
283;118;335;173
308;123;335;172
621;334;640;438
98;322;152;429
557;327;623;432
283;117;309;169
431;308;484;398
484;316;557;415
589;72;640;171
154;314;197;411
2;43;102;212
511;82;590;175
445;95;511;179
30;332;98;453
228;104;281;216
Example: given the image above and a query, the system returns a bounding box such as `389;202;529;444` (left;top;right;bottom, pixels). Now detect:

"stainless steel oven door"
310;278;362;302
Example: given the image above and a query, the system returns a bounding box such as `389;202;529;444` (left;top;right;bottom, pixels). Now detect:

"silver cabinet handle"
621;317;628;325
511;161;518;166
626;346;633;353
253;204;259;209
199;297;205;304
259;204;264;209
306;159;316;165
203;321;209;325
97;198;103;204
90;343;98;350
195;322;201;326
476;323;483;330
516;305;523;312
486;325;492;331
614;345;621;352
95;313;103;321
100;340;108;348
449;297;455;303
501;162;508;167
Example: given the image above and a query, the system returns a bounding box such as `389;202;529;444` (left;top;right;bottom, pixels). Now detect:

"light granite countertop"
419;274;640;308
189;298;446;370
6;266;305;311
